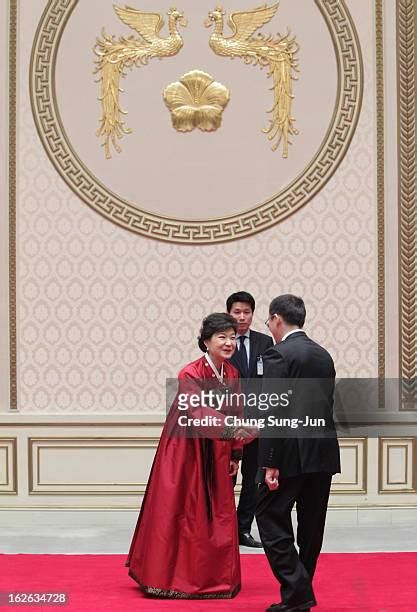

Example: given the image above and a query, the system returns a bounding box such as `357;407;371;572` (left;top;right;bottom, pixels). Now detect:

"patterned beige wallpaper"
17;0;378;413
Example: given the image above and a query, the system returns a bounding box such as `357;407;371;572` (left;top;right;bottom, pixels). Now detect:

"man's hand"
265;467;279;490
229;460;239;476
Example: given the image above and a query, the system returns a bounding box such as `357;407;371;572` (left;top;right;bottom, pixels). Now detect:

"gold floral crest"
163;70;230;132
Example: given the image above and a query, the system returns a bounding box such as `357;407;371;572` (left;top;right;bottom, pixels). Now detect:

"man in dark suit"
256;294;340;612
226;291;273;548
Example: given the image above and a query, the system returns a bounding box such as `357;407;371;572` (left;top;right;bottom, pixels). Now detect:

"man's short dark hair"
269;294;306;327
226;291;255;313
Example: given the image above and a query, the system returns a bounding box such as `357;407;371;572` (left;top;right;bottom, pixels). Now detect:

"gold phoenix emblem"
94;5;187;159
205;3;299;157
163;70;230;132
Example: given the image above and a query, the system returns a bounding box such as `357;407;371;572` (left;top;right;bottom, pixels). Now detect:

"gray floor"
1;521;416;554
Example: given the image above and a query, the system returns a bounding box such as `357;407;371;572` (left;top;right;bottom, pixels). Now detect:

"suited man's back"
259;331;341;478
256;296;340;608
276;332;334;377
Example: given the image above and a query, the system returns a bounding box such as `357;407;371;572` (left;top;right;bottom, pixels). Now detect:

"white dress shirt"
281;328;305;342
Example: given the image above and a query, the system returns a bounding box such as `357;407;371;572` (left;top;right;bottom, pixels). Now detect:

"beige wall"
1;0;416;513
18;0;377;414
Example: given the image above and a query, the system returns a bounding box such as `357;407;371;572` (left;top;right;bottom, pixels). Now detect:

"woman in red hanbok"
126;313;251;599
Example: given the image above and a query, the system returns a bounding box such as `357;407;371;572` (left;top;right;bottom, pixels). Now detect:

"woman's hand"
229;460;239;476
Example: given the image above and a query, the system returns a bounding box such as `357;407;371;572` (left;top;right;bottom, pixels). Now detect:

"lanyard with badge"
256;356;264;376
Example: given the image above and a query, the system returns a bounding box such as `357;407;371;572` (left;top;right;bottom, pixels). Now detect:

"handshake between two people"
232;424;259;444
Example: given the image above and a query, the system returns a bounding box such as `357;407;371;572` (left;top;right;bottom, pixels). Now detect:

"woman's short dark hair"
226;291;255;313
269;294;306;328
198;313;238;352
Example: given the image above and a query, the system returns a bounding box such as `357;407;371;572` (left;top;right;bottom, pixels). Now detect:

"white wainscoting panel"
0;438;17;494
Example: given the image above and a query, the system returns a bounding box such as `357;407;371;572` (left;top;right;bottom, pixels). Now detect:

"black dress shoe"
266;599;316;611
238;532;263;548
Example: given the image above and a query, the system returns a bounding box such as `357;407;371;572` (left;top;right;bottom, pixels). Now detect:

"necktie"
239;336;249;377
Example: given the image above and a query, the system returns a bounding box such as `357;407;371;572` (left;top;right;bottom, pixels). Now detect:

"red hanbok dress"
126;356;243;599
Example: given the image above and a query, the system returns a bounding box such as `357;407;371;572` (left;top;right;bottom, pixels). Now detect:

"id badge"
256;356;264;376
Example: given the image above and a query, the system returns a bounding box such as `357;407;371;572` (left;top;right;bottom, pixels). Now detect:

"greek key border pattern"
29;0;364;244
398;0;417;405
8;0;17;410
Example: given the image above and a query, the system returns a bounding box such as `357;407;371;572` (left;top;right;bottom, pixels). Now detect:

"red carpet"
1;553;416;611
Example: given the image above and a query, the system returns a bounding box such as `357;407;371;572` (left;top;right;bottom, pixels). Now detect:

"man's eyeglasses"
265;314;276;328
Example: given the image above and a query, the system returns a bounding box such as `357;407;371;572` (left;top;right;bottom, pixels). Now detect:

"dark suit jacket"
230;329;273;379
258;331;341;478
230;329;273;419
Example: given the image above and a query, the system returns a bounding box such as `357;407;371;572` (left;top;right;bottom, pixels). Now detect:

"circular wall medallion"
30;0;363;244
